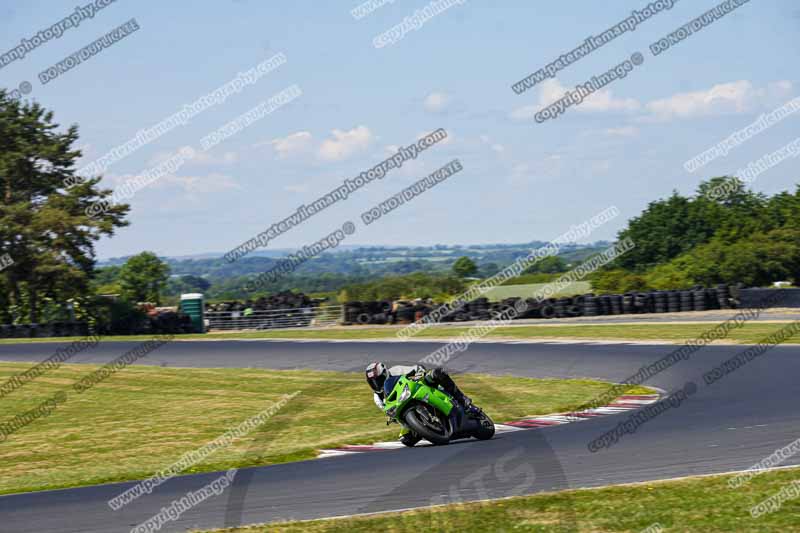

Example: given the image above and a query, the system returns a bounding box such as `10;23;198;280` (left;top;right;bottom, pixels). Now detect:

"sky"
0;0;798;259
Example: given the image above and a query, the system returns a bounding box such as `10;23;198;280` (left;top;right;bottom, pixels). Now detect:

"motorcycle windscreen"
383;376;400;397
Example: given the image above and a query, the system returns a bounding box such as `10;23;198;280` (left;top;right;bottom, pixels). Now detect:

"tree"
340;273;466;302
605;182;800;289
656;228;800;287
524;255;567;274
168;275;211;295
91;265;123;296
0;91;129;322
612;178;769;271
118;252;170;304
479;262;500;277
452;256;478;277
613;191;698;270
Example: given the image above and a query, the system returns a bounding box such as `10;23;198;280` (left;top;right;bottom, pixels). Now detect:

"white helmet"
365;361;388;393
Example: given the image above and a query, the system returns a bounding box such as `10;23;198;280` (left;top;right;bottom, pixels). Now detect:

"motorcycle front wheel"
404;403;451;445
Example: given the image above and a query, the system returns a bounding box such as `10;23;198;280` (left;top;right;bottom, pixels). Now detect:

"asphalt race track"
0;339;798;532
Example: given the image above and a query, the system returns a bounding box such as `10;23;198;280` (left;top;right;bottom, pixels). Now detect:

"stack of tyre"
344;301;393;325
343;301;364;324
485;297;520;320
207;291;322;313
342;284;738;325
565;284;735;317
207;291;327;329
147;311;195;334
465;297;492;321
395;302;420;323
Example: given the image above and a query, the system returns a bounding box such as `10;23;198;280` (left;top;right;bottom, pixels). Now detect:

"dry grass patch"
0;362;651;496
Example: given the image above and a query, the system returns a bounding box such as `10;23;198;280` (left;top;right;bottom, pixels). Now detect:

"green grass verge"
0;362;649;496
210;321;796;344
483;281;592;300
202;467;800;532
1;320;798;345
206;322;800;344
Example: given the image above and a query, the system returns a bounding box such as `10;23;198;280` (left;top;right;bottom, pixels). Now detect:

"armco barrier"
738;288;800;308
206;305;342;331
0;322;89;338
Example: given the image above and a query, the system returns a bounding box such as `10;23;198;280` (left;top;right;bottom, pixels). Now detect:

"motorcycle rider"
365;361;477;446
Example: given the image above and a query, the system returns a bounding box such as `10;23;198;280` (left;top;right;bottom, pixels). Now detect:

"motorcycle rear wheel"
472;410;495;440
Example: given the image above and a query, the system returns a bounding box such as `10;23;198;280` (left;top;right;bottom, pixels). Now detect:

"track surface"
0;340;798;532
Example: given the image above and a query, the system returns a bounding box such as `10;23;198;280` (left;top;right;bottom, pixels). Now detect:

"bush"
340;273;467;302
90;298;148;335
590;269;650;294
643;263;694;290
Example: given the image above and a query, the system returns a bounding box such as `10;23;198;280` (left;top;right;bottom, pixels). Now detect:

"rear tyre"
404;404;451;445
472;410;495;440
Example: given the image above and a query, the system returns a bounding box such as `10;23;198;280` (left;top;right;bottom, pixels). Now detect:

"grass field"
204;467;800;532
1;320;798;346
0;363;649;496
207;321;800;344
482;281;592;301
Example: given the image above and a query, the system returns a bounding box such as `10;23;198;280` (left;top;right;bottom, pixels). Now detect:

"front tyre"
404;404;451;445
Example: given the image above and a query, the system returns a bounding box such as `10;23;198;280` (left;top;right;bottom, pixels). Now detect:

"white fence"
205;305;343;331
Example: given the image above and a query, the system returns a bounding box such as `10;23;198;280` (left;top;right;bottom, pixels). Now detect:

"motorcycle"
383;374;495;446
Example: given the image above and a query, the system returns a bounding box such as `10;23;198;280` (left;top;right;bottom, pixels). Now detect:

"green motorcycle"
383;374;495;446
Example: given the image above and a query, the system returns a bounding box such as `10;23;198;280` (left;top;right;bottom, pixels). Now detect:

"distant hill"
99;241;612;280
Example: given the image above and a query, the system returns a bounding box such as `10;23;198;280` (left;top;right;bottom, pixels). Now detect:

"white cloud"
510;79;795;123
102;173;130;187
75;144;94;159
509;163;530;184
475;134;504;154
642;80;793;121
580;90;640;113
591;159;611;174
423;92;450;113
537;79;569;107
190;151;239;165
510;105;541;121
603;126;639;137
267;131;313;159
164;173;240;194
283;183;309;193
508;154;563;184
318;125;373;161
147;150;186;167
510;79;640;121
416;130;453;146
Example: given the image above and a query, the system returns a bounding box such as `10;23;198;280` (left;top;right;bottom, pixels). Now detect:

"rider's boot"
399;427;421;447
451;386;481;416
425;368;481;414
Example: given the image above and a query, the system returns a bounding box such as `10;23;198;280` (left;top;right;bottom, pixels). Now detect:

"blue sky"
1;0;798;259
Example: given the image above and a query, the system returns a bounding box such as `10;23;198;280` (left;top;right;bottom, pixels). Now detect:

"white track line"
318;393;662;459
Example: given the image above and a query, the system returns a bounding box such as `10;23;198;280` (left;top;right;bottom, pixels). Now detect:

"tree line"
592;177;800;292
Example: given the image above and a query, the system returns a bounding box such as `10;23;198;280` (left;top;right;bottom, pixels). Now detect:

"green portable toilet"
180;293;205;333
